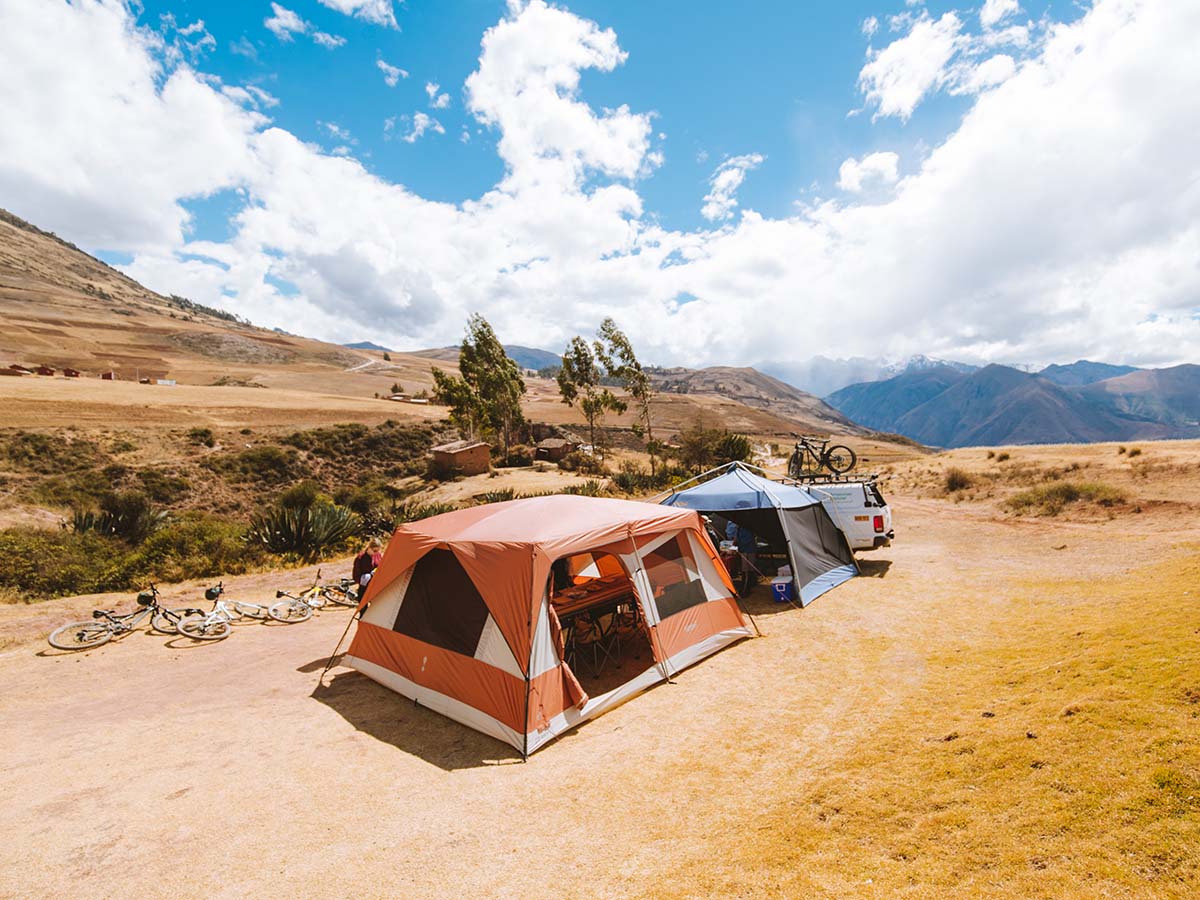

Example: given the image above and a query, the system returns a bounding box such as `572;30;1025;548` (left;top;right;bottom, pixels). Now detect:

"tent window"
392;549;490;656
642;534;708;619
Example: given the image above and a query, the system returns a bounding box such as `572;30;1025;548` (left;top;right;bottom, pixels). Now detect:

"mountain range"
826;362;1200;447
412;344;561;372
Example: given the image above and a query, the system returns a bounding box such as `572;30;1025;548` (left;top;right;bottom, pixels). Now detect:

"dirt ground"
1;444;1198;898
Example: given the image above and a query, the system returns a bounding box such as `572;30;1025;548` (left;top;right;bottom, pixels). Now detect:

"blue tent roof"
661;463;820;511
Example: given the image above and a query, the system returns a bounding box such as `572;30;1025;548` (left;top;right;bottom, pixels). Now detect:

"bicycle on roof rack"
786;434;857;479
47;585;203;651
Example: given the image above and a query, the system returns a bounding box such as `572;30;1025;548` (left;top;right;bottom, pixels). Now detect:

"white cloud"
264;3;306;42
401;112;444;143
858;12;963;121
316;0;397;29
377;59;407;86
980;0;1020;30
311;31;346;49
951;54;1016;94
425;81;451;109
2;0;1200;370
319;121;353;142
837;151;899;193
264;3;345;49
862;16;879;39
701;154;764;221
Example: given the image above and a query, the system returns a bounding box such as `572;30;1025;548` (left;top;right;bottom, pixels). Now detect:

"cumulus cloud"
980;0;1020;30
2;0;1199;369
862;16;879;38
701;154;764;221
264;3;345;49
858;12;963;121
377;58;407;86
837;151;899;193
317;0;397;29
401;112;444;143
425;81;451;109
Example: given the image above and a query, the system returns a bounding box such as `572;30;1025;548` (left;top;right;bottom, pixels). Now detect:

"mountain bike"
787;435;857;477
319;577;360;608
268;570;331;623
176;582;271;641
47;586;202;651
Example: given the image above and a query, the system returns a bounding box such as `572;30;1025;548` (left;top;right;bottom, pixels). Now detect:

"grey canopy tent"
659;462;858;606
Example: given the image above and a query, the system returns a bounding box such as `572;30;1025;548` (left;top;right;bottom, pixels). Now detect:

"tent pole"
738;547;803;612
319;612;358;685
645;461;737;503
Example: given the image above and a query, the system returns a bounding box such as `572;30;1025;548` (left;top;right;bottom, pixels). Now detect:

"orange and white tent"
345;495;752;755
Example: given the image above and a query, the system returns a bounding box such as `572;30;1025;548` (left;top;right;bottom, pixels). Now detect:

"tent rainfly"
659;462;858;606
344;495;752;755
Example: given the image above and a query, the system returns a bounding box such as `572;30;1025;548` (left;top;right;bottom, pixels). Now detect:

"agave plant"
248;501;361;561
72;491;168;543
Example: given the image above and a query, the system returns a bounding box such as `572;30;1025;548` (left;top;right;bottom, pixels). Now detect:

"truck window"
866;483;886;506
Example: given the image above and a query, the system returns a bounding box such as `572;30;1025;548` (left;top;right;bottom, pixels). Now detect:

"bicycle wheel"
823;445;857;474
178;615;232;641
151;608;201;634
323;588;358;608
268;600;312;623
232;601;268;620
48;621;113;651
787;451;803;480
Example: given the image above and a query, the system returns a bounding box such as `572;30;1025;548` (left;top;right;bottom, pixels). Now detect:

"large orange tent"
345;495;753;755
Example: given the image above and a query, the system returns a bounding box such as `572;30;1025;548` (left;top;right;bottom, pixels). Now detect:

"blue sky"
1;0;1197;376
141;0;1077;242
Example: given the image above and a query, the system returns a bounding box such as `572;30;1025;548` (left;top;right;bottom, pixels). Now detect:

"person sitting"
352;538;384;589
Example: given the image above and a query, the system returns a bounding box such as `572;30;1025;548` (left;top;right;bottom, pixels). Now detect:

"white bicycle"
177;583;271;641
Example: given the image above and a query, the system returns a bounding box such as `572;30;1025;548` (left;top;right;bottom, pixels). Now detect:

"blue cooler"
771;577;795;603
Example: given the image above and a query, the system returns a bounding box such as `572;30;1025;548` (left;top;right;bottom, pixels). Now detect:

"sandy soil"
2;446;1197;899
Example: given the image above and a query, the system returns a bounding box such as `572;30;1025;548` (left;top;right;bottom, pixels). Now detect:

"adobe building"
430;439;491;477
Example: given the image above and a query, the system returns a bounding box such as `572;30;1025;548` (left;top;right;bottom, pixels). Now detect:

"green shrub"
73;491;166;542
394;500;457;523
208;446;307;484
611;461;685;494
248;502;361;561
1005;482;1128;516
281;421;441;477
558;450;607;475
278;479;326;510
135;468;190;504
559;479;607;497
32;468;115;507
0;529;128;600
944;467;973;492
115;514;260;585
475;488;517;505
187;427;215;448
3;431;102;473
496;444;533;468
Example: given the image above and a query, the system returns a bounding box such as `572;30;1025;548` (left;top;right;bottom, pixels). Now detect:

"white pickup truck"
810;479;894;551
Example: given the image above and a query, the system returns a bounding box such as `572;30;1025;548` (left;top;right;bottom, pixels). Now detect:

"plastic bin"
770;577;795;604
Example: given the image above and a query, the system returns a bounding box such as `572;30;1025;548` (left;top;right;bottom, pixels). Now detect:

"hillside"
1038;359;1140;386
411;344;561;372
651;365;867;436
827;362;1200;448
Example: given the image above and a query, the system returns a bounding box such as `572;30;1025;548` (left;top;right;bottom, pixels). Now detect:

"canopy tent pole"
736;545;803;613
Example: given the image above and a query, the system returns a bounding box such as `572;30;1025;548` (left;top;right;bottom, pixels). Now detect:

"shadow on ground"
308;666;522;771
858;559;893;578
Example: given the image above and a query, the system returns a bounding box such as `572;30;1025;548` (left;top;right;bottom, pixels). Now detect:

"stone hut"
430;439;491;477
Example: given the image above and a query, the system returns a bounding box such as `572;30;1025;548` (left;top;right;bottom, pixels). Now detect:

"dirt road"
1;488;1197;899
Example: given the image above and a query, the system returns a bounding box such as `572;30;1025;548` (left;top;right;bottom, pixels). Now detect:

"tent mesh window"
392;549;490;656
643;534;708;619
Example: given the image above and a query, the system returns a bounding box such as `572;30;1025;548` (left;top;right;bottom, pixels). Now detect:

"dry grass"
644;553;1200;899
1005;481;1129;516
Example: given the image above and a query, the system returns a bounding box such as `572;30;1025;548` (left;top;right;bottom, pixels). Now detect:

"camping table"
553;576;636;676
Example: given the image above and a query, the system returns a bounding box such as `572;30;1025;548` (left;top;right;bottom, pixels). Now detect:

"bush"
73;491;166;542
136;468;190;504
0;529;127;600
187;427;215;448
115;514;260;585
676;422;753;472
3;431;102;473
560;479;607;497
394;500;458;523
208;446;307;484
278;480;325;510
496;444;533;468
248;502;361;561
996;452;1011;462
1117;446;1127;455
1126;447;1142;458
610;461;684;494
475;488;517;505
558;450;607;475
1005;482;1128;516
986;450;996;459
944;467;973;492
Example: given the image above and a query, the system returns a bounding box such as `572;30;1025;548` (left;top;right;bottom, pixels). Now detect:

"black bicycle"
47;585;203;651
787;435;857;477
